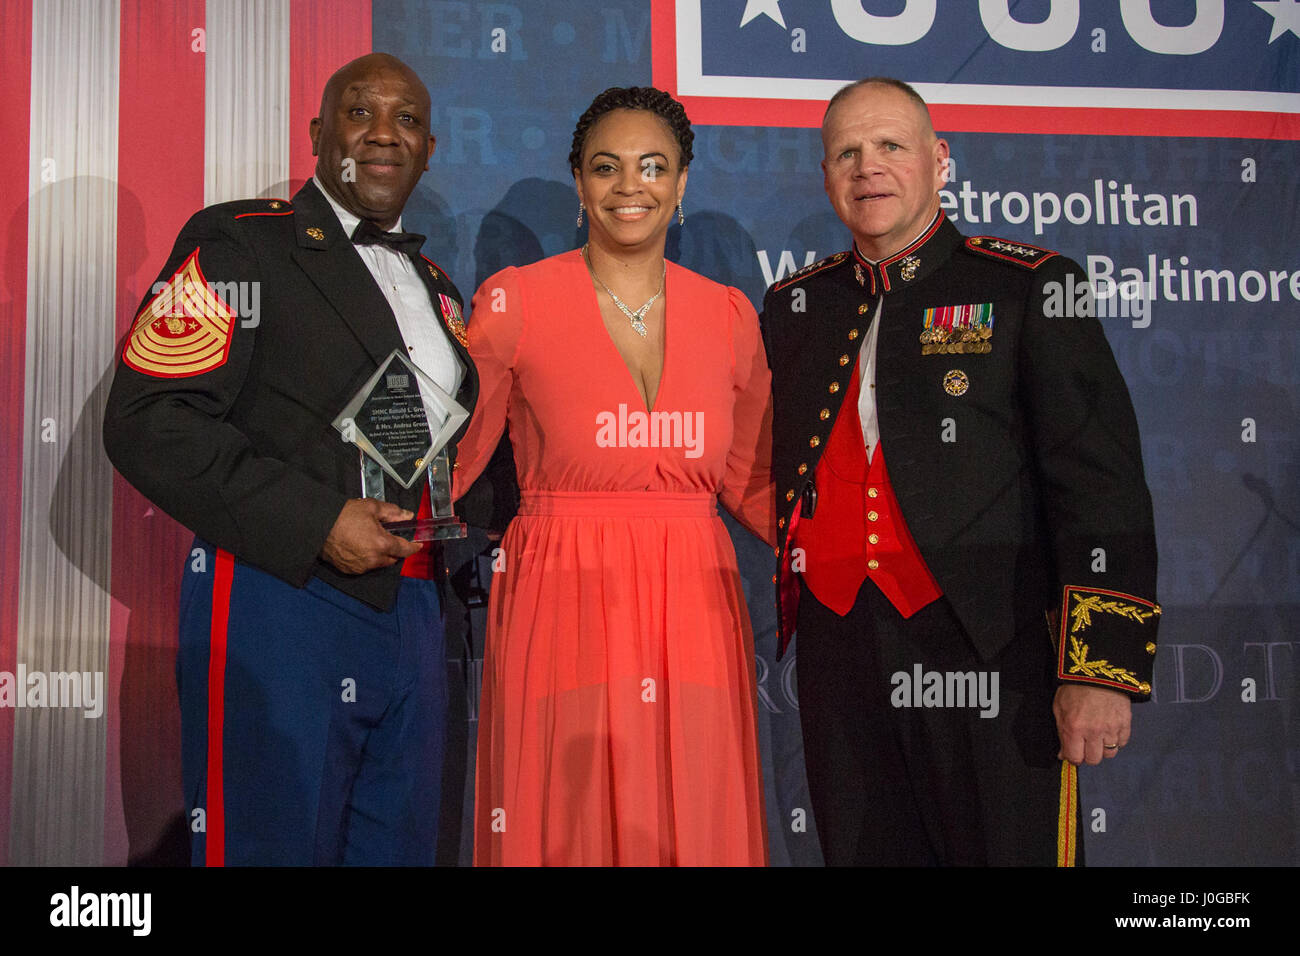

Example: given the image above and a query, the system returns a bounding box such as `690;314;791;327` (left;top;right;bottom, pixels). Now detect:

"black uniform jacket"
103;179;478;612
761;214;1160;698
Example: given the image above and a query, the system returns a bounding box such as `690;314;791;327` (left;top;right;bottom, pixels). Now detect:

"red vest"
795;358;941;618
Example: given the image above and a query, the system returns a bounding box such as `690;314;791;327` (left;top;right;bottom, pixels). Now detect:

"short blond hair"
823;77;935;138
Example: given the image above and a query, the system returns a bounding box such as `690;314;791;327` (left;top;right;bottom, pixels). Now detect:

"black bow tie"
351;219;425;257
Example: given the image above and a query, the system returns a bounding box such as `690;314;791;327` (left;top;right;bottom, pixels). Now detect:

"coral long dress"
452;249;775;866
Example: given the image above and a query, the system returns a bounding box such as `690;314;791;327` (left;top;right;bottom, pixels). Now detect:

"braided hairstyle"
569;86;694;174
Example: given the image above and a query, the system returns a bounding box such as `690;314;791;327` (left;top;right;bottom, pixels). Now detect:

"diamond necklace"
582;243;665;338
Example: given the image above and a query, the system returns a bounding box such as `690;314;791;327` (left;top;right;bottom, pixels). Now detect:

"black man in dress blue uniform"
104;54;477;865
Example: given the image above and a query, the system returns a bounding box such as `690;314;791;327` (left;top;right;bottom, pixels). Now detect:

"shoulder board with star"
964;236;1058;270
771;251;850;292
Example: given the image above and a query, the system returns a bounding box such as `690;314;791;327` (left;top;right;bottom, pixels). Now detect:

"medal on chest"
918;302;994;355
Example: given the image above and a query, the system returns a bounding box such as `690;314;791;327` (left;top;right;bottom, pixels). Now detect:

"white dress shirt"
856;296;883;463
854;215;940;463
313;176;464;407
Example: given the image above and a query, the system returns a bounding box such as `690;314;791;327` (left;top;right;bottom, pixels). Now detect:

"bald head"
309;53;436;229
823;78;936;144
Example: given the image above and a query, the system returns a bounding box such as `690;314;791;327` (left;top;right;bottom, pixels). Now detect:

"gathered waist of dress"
518;490;718;518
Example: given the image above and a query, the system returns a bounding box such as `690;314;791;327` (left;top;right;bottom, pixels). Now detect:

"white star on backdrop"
1253;0;1300;42
740;0;786;30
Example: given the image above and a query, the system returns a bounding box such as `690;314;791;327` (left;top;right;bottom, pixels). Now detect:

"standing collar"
849;212;960;295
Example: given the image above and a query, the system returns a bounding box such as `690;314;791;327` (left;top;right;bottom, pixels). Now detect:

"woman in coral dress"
452;87;774;866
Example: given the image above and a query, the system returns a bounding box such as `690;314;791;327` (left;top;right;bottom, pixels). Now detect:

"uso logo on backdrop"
651;0;1300;137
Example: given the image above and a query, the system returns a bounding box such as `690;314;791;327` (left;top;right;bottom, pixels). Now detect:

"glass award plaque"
332;349;469;541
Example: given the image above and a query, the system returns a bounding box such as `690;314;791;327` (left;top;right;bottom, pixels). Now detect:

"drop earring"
576;202;585;228
676;201;685;226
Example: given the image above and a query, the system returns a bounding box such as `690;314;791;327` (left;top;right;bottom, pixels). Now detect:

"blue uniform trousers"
178;541;446;865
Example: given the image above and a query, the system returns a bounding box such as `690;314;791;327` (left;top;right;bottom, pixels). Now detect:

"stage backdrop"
0;0;1296;866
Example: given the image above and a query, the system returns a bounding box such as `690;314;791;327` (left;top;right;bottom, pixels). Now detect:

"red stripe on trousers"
288;0;372;192
206;549;236;866
110;0;206;866
0;0;33;868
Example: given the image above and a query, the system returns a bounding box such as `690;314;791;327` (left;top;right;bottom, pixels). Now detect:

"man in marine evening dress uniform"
103;55;478;865
762;79;1159;866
